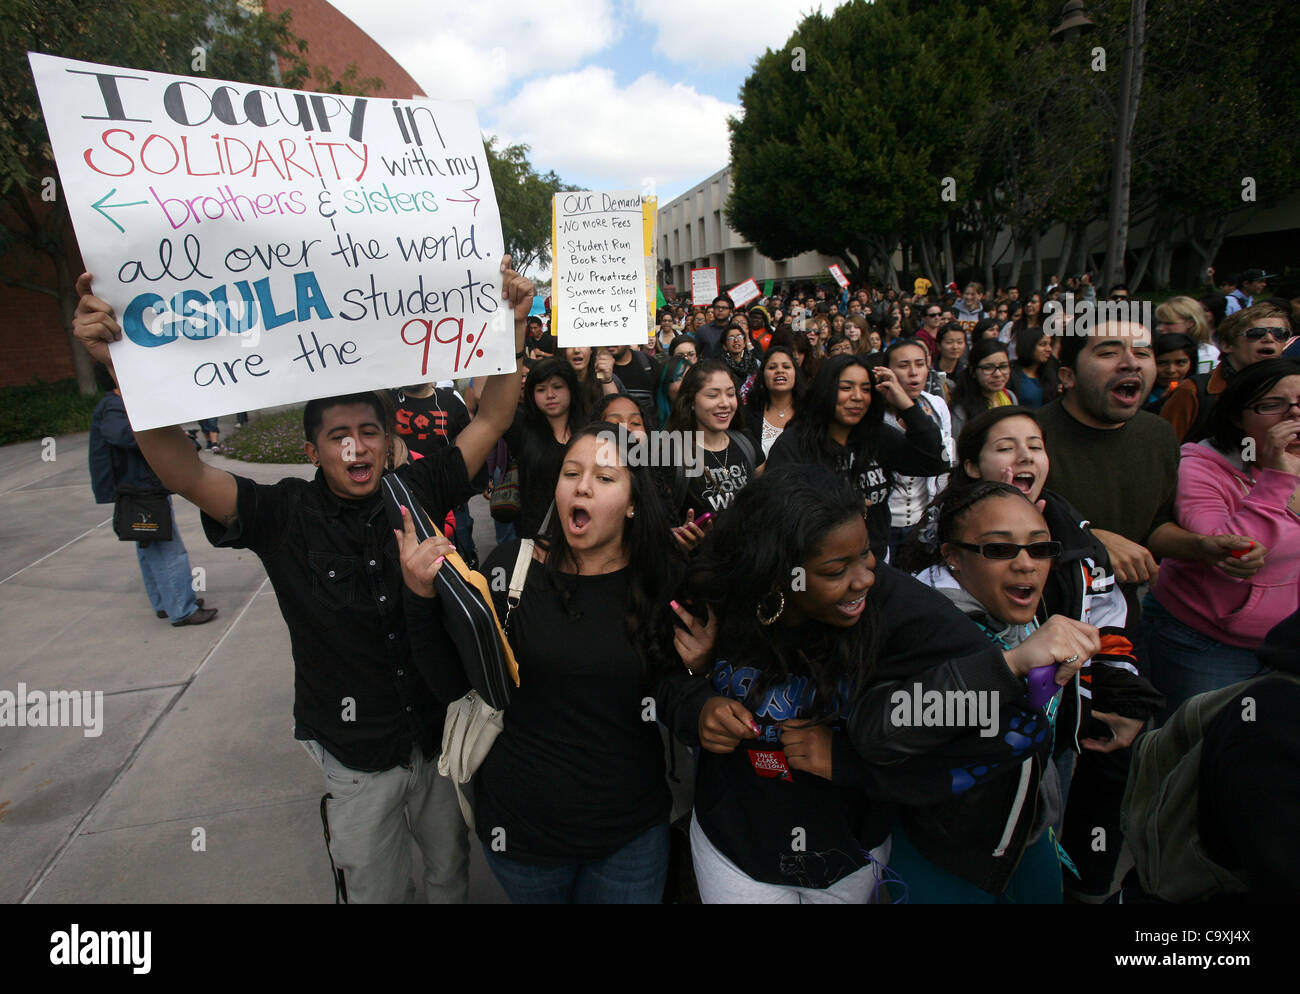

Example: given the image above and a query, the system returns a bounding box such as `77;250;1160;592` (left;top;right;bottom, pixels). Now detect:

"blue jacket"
89;393;165;503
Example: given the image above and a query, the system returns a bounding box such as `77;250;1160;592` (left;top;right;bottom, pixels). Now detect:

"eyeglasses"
1243;326;1295;342
977;362;1012;374
926;311;942;318
1247;398;1300;416
950;540;1062;560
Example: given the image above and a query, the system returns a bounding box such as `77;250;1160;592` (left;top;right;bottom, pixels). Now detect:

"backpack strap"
727;429;757;471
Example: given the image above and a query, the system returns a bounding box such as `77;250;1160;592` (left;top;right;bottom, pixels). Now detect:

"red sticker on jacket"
749;749;793;781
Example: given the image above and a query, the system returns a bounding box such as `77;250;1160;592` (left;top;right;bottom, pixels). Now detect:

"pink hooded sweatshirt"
1153;441;1300;647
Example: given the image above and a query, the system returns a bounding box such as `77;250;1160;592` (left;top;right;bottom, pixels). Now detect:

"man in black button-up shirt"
73;259;535;903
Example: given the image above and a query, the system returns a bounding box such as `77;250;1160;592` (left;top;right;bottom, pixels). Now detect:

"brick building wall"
0;0;423;389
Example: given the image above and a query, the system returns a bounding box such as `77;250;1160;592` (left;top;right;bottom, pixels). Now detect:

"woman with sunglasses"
950;339;1017;437
900;481;1100;902
1145;357;1300;721
916;303;945;358
899;406;1162;852
1160;301;1296;443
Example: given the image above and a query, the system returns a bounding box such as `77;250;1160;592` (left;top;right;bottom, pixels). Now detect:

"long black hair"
523;356;587;437
781;352;885;473
746;344;806;418
686;463;880;719
535;422;683;678
667;358;746;434
1013;326;1061;400
896;405;1041;573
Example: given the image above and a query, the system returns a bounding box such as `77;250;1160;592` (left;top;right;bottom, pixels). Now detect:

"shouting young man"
73;258;535;904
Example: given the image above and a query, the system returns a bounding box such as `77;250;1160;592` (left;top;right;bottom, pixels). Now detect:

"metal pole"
1103;0;1146;293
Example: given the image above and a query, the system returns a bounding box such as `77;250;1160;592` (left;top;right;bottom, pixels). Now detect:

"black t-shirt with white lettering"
682;441;758;519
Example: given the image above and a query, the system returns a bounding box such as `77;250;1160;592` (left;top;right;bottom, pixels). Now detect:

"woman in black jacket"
904;481;1100;902
766;354;947;560
655;464;1076;902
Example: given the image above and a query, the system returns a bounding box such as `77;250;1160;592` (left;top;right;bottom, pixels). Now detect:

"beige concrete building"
658;166;841;298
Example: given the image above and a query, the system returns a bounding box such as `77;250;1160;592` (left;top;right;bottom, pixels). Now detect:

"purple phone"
695;512;713;526
1026;664;1060;710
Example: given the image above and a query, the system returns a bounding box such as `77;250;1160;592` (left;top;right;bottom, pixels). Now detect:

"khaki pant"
304;740;470;904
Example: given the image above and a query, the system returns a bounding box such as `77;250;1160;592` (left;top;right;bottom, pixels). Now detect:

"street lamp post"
1051;0;1147;294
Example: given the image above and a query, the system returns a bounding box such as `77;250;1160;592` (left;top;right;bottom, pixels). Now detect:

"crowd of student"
73;260;1299;905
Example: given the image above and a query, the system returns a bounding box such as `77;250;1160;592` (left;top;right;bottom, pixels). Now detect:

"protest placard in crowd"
829;264;849;288
551;190;647;347
727;277;760;308
691;267;719;306
30;53;506;430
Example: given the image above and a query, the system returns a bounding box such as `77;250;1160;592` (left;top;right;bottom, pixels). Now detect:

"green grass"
0;379;104;445
222;407;310;464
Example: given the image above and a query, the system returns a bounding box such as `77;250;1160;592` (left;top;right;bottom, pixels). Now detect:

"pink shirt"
1153;442;1300;647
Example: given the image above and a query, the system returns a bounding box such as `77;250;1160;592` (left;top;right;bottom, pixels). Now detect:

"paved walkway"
0;420;507;903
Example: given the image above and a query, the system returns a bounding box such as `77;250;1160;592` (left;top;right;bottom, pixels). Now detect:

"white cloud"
631;0;849;67
325;0;621;104
487;67;740;195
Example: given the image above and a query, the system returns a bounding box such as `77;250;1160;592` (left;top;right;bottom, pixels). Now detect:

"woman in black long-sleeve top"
766;354;948;560
400;424;697;903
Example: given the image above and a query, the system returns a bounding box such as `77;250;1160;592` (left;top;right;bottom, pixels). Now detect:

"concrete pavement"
0;421;508;903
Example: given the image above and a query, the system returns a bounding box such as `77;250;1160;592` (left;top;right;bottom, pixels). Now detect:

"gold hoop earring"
756;589;785;626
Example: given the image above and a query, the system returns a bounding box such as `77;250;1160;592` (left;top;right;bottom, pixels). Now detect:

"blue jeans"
136;498;199;622
1143;599;1267;725
494;519;517;545
483;822;669;904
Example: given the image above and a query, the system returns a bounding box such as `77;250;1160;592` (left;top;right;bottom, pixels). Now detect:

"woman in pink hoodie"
1145;358;1300;722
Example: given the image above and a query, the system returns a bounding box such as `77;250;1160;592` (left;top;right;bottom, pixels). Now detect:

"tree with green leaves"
0;0;375;394
726;0;1005;286
483;136;576;278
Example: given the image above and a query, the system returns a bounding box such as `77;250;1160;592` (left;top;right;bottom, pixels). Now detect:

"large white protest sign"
552;191;645;348
29;53;508;430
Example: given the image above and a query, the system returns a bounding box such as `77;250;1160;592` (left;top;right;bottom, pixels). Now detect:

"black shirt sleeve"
201;473;292;558
878;403;947;477
399;443;477;524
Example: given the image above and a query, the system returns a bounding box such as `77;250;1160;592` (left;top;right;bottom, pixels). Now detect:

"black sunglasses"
950;540;1062;560
1243;326;1295;342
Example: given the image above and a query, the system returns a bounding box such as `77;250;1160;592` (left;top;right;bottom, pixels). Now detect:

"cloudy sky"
328;0;847;203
